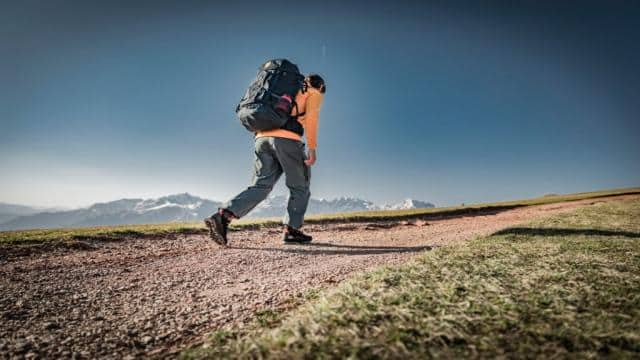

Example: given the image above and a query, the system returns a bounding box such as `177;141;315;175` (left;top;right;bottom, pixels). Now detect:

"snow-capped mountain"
0;194;221;231
247;195;378;218
378;198;435;210
245;195;433;218
0;194;434;231
132;193;206;214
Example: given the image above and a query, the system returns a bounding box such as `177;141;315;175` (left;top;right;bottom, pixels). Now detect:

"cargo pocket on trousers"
300;143;311;184
303;163;310;184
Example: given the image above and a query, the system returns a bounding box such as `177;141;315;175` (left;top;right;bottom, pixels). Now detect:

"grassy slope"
185;198;640;358
1;186;638;245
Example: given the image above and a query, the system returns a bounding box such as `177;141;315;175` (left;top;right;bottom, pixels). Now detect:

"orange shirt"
255;87;323;149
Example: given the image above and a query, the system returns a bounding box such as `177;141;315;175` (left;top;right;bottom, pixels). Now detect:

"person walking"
205;69;326;246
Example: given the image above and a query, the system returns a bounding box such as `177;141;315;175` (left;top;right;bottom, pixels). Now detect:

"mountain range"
0;202;48;225
0;193;434;231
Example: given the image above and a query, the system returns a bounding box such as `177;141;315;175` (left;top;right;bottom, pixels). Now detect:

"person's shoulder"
296;87;323;104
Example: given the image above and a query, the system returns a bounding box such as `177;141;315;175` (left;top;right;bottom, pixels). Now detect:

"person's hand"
305;149;317;166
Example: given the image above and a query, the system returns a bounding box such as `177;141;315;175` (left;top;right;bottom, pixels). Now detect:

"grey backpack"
236;59;306;135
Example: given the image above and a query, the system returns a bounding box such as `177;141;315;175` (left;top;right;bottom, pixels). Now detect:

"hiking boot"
283;225;312;244
204;209;232;245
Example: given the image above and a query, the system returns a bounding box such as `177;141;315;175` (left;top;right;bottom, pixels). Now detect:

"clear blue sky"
1;0;639;208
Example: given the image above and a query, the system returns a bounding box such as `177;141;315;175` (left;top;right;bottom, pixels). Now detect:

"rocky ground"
1;194;636;359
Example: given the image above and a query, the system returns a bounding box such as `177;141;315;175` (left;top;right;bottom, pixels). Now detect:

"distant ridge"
0;202;44;225
0;194;434;231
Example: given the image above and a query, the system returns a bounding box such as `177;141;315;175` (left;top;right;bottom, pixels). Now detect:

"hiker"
205;59;325;246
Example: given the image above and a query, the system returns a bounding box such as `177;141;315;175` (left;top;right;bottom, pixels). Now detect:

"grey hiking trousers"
222;137;311;229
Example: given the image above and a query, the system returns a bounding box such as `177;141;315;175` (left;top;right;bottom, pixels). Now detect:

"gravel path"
1;195;636;359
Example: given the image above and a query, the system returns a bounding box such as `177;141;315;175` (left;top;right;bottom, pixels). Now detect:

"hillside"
189;197;640;358
0;190;638;357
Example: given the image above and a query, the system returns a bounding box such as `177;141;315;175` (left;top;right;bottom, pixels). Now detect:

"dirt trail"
1;194;637;358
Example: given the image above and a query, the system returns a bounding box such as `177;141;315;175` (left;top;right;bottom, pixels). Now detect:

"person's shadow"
228;242;434;255
492;227;640;238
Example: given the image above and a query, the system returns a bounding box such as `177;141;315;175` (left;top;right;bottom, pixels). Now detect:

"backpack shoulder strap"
291;100;306;119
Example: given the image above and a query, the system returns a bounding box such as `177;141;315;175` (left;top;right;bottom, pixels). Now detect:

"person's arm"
303;91;323;166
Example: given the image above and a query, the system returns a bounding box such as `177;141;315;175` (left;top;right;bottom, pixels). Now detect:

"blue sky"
1;0;639;208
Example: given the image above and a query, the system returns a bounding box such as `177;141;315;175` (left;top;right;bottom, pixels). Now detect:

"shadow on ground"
228;242;434;255
493;227;640;238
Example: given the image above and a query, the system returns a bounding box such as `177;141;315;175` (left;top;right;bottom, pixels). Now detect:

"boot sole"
283;237;313;245
204;218;227;246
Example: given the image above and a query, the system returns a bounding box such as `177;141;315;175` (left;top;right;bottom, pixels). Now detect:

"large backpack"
236;59;306;135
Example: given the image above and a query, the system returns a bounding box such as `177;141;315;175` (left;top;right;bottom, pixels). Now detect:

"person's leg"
221;137;282;218
273;138;310;229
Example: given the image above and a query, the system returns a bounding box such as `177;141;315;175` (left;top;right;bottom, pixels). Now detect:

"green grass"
184;197;640;359
1;186;638;246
